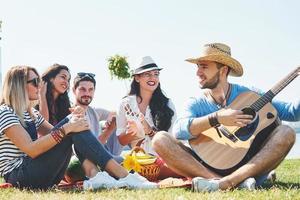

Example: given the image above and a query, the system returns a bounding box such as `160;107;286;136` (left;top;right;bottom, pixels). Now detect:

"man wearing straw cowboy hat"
152;42;300;192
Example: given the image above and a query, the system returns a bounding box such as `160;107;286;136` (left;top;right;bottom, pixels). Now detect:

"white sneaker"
238;177;256;190
191;177;220;192
83;171;125;190
119;173;158;189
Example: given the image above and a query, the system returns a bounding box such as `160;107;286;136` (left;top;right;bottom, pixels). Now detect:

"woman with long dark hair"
39;64;71;125
116;56;179;179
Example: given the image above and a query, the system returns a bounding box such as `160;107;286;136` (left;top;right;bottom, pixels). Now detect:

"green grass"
1;159;300;200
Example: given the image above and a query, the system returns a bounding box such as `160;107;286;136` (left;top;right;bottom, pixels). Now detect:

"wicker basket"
130;147;160;182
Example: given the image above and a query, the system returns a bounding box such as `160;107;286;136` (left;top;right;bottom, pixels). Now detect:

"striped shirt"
0;104;44;176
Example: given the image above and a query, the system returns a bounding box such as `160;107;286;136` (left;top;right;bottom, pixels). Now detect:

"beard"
77;96;92;106
200;70;221;89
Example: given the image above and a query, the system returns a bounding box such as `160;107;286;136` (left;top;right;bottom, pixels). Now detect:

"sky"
0;0;300;115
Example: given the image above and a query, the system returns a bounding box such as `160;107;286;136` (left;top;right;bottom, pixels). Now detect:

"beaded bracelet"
147;130;156;137
147;126;158;137
51;130;63;143
58;126;67;138
51;133;61;143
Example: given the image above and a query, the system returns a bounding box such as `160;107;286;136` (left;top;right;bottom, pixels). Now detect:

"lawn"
0;159;300;200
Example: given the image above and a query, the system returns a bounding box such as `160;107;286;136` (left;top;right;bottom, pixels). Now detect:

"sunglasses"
27;77;40;88
77;72;95;79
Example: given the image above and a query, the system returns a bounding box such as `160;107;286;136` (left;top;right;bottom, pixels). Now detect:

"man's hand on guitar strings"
217;108;253;127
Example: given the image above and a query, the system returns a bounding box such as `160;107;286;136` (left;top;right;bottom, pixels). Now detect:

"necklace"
208;84;232;108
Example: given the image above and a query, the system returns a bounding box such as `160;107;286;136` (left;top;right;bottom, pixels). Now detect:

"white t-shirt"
116;95;176;155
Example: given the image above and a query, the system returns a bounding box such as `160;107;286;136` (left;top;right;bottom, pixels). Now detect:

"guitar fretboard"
250;67;299;111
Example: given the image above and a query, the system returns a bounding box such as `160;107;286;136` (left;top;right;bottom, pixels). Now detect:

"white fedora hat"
186;43;243;77
133;56;163;75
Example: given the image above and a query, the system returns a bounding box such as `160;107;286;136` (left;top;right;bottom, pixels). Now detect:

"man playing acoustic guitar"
152;43;300;192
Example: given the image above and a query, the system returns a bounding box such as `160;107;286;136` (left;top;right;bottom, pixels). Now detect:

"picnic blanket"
158;178;192;189
0;177;192;190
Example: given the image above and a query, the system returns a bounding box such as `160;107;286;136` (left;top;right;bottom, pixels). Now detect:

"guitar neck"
251;67;299;111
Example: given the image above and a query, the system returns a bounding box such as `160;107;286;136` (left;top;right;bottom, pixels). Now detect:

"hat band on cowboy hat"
133;56;162;75
185;43;243;77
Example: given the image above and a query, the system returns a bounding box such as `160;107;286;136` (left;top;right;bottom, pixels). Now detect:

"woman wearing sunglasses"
38;64;71;125
0;66;157;189
116;56;181;179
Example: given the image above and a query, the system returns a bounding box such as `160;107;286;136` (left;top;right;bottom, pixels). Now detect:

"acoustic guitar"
189;66;299;175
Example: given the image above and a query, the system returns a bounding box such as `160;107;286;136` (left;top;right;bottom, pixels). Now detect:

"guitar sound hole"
234;107;259;141
241;107;257;123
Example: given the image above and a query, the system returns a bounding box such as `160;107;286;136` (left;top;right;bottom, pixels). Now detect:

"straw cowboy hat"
186;43;243;77
133;56;162;75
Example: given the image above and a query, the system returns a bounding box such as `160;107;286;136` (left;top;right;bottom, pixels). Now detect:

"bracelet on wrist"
147;126;158;137
208;112;221;128
147;130;155;137
58;126;67;137
51;130;63;143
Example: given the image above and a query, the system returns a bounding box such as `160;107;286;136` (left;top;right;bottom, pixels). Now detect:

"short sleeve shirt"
0;105;44;176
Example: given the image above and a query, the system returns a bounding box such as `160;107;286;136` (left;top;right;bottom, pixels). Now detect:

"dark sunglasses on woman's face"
27;77;40;88
77;72;96;79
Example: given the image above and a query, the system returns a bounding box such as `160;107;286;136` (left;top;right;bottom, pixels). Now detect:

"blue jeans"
4;118;113;189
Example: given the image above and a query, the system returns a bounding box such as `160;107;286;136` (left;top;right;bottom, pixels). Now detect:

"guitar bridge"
216;126;238;142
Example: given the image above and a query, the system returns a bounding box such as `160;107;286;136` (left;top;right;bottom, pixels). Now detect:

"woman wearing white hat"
116;56;180;179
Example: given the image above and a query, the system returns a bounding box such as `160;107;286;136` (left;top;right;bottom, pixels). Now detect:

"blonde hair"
1;66;39;125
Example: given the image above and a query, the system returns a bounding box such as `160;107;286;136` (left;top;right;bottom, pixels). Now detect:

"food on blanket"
123;147;158;172
134;151;157;164
123;147;160;181
124;151;157;165
135;152;156;159
137;157;157;165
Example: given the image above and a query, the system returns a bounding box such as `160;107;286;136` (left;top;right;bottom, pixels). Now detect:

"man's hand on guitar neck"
217;108;253;127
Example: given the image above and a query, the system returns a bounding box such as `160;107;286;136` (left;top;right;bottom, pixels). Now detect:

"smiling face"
26;69;40;101
135;69;160;93
196;60;223;89
51;69;70;96
73;80;95;106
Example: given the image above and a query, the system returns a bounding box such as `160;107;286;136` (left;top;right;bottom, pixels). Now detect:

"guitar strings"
251;69;298;111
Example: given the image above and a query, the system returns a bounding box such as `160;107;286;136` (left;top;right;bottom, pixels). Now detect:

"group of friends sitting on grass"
0;42;299;192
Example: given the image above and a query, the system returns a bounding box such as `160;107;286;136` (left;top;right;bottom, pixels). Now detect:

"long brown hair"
41;64;71;124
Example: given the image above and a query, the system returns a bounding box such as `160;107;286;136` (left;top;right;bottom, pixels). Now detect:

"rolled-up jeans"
4;117;113;189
